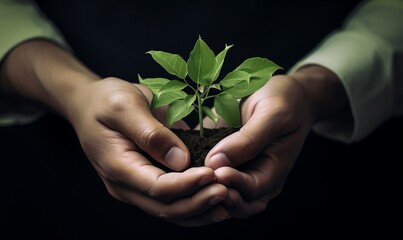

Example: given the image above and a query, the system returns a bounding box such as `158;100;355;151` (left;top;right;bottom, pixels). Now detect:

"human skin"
0;40;231;226
0;39;348;224
204;65;349;219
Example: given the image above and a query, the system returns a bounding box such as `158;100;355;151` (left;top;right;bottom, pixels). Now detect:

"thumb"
204;125;269;170
204;105;283;170
103;88;190;171
132;120;190;171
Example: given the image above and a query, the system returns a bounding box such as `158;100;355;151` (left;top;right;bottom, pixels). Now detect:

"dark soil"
171;127;239;168
141;127;238;171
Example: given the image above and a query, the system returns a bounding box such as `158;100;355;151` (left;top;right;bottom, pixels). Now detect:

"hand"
202;75;313;218
202;65;347;219
66;77;230;226
0;40;231;226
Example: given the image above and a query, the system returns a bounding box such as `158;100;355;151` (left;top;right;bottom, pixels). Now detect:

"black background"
2;0;402;239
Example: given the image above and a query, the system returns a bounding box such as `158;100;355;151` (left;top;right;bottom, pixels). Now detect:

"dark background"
2;0;402;239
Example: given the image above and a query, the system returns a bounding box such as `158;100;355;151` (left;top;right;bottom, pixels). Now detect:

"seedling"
139;36;282;137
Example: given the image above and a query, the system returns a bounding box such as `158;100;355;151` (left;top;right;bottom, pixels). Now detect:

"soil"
142;127;238;171
171;127;238;168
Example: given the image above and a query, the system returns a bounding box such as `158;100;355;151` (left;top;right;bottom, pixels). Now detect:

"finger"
223;188;269;219
213;154;286;200
88;119;217;203
99;83;190;171
98;145;216;201
143;167;216;202
205;96;293;169
105;181;229;226
177;204;231;227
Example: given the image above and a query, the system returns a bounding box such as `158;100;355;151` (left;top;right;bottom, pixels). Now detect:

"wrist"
1;40;100;120
290;65;348;123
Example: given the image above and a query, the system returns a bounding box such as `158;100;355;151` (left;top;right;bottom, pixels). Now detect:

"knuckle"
104;91;132;114
145;181;160;198
103;182;124;202
98;161;127;184
251;174;284;200
106;187;121;201
136;124;166;149
145;177;172;202
270;98;298;126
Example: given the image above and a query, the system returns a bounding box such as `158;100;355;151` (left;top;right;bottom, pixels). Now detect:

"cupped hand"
66;77;230;226
204;75;314;219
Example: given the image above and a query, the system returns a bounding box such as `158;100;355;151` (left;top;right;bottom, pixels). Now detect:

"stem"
196;91;204;137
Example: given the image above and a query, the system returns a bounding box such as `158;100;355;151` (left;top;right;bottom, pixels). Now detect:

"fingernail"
164;147;188;171
207;152;230;169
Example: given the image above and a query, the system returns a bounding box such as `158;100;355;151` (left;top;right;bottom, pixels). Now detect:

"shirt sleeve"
288;0;403;143
0;0;69;126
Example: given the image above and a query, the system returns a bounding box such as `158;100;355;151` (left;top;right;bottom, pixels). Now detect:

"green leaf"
209;84;221;91
219;70;250;88
211;44;233;82
187;36;216;86
159;80;187;92
221;57;283;98
185;94;197;107
152;89;187;108
147;51;187;79
138;76;170;95
166;99;195;127
202;106;217;125
235;57;282;75
139;39;282;136
223;77;266;99
214;93;240;127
